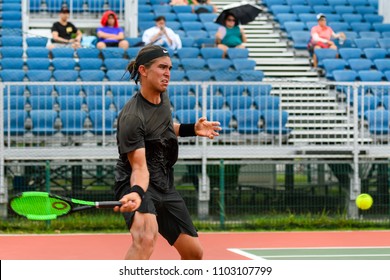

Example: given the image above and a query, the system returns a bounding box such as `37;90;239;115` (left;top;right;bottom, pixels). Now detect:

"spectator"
215;13;247;58
96;10;129;50
170;0;189;5
48;6;82;50
142;16;182;51
309;13;346;68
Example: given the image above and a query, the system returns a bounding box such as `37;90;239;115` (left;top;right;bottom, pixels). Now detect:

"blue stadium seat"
27;85;54;96
284;22;306;35
377;38;390;49
327;0;348;6
365;110;390;136
101;47;125;59
177;13;199;23
177;47;199;59
126;47;142;59
226;96;253;111
339;48;362;62
307;0;328;5
312;5;334;15
287;0;307;4
107;0;123;12
254;96;280;111
138;4;152;13
53;70;79;81
79;70;105;81
275;13;298;29
291;5;312;14
76;48;101;58
1;21;23;29
104;58;129;71
0;58;24;69
26;58;50;70
298;13;317;23
354;38;379;50
181;58;206;70
180;37;195;48
270;5;291;14
262;110;291;135
87;0;105;12
138;12;155;22
26;37;48;47
342;14;363;23
226;48;249;59
88;110;117;135
198;13;217;23
112;96;129;111
358;70;384;82
26;70;52;82
213;70;240;81
26;47;49;58
206;109;233;134
30;110;58;135
46;0;64;12
355;5;377;15
354;95;380;117
0;47;24;58
185;70;212;81
314;48;338;67
52;58;76;70
167;84;194;96
59;110;88;135
350;22;372;33
29;0;42;12
246;84;273;97
373;23;390;33
57;96;84;111
3;110;27;135
234;109;263;134
110;84;138;97
232;59;256;71
172;5;193;13
359;31;382;39
152;4;172;14
86;96;113;111
290;31;311;49
55;85;82;96
170;70;186;81
322;58;347;79
51;48;75;58
200;47;223;60
2;11;22;21
106;70;130;81
374;59;390;72
364;48;387;61
328;22;350;33
3;96;27;110
348;59;373;72
240;70;264;81
363;14;383;24
174;109;199;124
170;95;197;110
334;5;355;14
78;58;103;70
206;58;232;71
0;69;25;82
219;85;247;97
385;70;390;81
333;70;358;82
29;96;57;111
156;13;178;22
1;36;23;47
198;96;225;110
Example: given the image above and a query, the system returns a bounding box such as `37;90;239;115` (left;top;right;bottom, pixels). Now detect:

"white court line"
227;248;267;260
261;254;390;259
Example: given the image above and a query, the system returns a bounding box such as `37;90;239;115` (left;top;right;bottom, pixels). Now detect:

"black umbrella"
215;1;263;26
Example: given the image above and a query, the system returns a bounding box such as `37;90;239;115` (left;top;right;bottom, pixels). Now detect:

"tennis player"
113;45;221;260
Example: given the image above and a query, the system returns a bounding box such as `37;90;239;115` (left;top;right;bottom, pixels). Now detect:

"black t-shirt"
115;91;178;193
51;21;78;42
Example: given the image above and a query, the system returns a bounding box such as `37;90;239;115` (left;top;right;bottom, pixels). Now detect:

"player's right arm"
116;148;149;213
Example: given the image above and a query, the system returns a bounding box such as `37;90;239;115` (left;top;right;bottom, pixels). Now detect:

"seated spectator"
308;13;346;68
48;6;82;50
142;16;182;51
215;13;247;58
96;10;129;50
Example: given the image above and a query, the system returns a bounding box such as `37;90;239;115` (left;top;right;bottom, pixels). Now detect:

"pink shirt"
310;25;334;43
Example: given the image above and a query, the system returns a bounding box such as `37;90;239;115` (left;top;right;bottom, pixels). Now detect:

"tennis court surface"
1;230;390;260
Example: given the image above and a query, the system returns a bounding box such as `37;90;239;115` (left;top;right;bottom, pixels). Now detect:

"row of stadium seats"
0;69;263;83
263;0;378;8
29;0;125;13
4;93;281;113
0;46;249;60
4;108;291;136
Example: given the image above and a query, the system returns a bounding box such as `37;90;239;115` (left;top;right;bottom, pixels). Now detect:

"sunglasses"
226;18;236;22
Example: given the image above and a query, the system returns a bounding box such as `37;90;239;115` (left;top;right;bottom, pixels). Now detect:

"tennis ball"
356;193;373;210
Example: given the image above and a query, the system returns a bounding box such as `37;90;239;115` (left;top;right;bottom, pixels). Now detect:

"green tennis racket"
9;191;122;220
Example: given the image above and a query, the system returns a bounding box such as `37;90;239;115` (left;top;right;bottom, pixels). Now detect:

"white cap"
317;13;326;20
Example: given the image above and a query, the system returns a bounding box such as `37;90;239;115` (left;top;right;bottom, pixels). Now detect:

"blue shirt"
97;26;124;43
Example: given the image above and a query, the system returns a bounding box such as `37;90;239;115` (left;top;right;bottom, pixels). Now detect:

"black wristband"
130;185;145;200
179;123;196;137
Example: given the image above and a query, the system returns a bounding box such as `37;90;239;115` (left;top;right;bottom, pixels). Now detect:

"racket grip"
96;201;122;208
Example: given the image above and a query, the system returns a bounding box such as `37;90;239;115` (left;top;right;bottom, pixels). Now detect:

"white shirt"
142;26;182;50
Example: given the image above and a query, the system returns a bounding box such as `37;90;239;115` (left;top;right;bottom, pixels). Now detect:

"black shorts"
104;41;119;47
114;180;198;245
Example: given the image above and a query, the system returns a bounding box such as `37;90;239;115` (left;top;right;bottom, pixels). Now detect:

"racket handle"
96;201;122;208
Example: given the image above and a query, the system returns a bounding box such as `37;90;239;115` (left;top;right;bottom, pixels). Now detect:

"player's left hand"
195;117;222;139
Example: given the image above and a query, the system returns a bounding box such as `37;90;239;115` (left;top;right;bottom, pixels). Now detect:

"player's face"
146;56;172;92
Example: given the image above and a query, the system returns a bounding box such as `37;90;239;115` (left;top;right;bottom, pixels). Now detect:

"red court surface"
1;230;390;260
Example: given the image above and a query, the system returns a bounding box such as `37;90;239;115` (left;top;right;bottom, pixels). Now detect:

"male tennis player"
113;45;221;259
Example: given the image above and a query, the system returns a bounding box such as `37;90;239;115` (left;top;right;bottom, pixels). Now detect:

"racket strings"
10;196;72;218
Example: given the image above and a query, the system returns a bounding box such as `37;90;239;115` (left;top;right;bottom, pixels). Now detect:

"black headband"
131;47;170;81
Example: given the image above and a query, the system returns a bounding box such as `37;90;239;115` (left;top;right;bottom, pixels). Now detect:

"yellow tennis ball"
356;193;373;210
